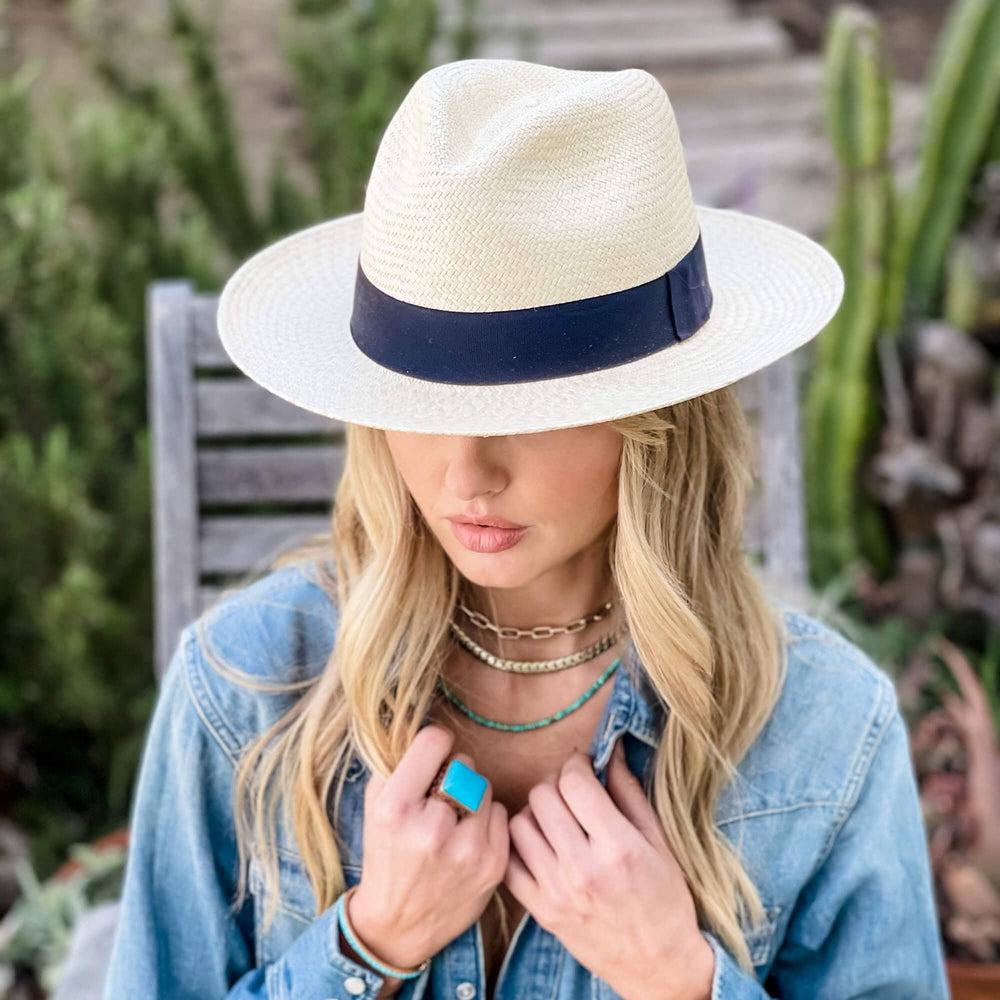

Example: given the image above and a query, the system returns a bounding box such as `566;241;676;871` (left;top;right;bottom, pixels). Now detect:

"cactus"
943;233;985;331
806;0;1000;585
805;4;895;582
883;0;1000;332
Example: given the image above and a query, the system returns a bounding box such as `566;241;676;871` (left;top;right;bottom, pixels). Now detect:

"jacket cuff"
701;930;772;1000
266;905;392;999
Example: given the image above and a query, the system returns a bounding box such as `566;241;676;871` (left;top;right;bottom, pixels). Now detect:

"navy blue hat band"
349;231;713;386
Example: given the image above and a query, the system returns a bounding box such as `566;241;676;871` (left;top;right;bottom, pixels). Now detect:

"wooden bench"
147;280;810;681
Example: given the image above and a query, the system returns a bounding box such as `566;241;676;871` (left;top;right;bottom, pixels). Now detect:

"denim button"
456;982;477;999
344;975;367;995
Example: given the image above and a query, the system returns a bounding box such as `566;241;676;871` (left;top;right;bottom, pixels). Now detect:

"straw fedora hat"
217;58;844;437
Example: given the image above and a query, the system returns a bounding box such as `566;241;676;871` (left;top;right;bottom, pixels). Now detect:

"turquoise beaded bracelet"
336;885;430;980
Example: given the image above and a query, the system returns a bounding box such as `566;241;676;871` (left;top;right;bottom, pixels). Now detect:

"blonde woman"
104;60;949;999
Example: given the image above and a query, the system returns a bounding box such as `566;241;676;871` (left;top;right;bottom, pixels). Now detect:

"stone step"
440;2;740;36
429;3;928;243
694;173;836;239
686;105;920;187
689;106;923;235
674;99;824;138
431;19;791;71
686;131;832;184
657;56;825;104
673;77;923;140
447;0;736;11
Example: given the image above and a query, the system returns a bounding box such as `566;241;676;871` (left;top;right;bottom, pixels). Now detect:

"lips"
449;514;527;529
448;519;528;553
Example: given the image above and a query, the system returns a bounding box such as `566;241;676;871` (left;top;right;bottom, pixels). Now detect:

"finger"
606;739;664;848
508;804;558;878
503;842;538;907
487;801;510;876
527;775;589;861
386;723;456;808
556;751;633;842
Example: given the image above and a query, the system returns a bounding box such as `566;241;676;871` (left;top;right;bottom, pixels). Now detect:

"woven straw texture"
360;60;699;309
217;58;844;436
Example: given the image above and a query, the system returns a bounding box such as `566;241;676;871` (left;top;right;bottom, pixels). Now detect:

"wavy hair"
216;385;788;975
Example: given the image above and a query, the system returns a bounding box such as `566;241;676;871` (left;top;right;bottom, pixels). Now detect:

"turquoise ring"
429;758;488;817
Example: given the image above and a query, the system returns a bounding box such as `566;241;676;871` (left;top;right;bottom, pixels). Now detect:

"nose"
443;436;508;500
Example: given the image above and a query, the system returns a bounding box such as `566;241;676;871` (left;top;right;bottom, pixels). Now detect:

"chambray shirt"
103;560;950;999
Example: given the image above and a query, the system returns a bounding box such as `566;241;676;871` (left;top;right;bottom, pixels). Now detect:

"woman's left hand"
502;738;715;1000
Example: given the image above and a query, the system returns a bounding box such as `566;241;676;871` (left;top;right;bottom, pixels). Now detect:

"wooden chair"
147;280;810;682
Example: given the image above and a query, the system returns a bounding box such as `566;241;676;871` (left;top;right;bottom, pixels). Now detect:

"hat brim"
216;204;843;436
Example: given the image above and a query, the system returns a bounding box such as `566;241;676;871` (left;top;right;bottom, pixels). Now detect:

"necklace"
456;596;616;639
448;617;626;673
441;592;624;731
435;656;621;732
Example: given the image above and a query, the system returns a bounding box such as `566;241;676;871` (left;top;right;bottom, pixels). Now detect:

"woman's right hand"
346;723;510;970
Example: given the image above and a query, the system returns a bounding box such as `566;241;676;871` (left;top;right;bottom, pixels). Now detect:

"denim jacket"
103;560;950;999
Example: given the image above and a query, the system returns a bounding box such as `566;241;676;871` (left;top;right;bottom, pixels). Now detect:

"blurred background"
0;0;997;997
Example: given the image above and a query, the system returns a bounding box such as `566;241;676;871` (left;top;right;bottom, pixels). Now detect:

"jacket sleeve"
101;624;397;1000
698;691;950;999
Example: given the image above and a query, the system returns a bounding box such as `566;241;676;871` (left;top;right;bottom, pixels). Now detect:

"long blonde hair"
217;385;787;974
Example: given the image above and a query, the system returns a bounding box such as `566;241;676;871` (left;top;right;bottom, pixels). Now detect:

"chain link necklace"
455;597;615;639
448;617;626;673
437;593;624;732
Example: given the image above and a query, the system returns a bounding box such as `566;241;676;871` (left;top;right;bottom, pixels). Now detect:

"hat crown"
359;58;700;311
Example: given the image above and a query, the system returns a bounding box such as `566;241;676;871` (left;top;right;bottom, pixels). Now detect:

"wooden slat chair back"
147;279;809;681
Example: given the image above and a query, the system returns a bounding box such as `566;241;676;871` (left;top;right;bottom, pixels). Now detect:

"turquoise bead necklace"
436;593;623;732
436;656;621;732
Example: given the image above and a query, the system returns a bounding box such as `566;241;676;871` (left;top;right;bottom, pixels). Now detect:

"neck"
459;550;617;661
443;546;626;716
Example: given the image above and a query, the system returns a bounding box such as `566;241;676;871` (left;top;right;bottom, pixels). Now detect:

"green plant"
284;0;443;217
0;841;126;993
883;0;1000;331
806;3;895;583
0;62;165;873
1;0;477;881
805;0;1000;589
908;634;1000;961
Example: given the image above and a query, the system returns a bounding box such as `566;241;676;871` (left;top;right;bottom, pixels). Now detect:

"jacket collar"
586;631;665;774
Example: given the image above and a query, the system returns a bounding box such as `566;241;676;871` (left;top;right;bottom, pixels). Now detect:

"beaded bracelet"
336;884;430;980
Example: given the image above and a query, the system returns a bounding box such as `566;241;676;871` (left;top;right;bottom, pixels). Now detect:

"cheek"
397;457;430;499
537;450;620;527
385;438;436;506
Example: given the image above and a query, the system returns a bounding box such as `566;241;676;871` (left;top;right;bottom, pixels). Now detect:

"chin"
453;555;537;590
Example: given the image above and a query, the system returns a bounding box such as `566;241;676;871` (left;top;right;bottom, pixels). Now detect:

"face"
383;424;623;590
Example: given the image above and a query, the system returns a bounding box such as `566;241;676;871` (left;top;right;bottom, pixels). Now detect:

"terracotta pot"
947;957;1000;1000
51;827;130;882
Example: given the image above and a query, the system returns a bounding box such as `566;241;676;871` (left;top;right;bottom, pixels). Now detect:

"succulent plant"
0;838;126;995
906;635;1000;961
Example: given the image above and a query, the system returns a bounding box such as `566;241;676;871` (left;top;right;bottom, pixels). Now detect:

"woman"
104;58;949;999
